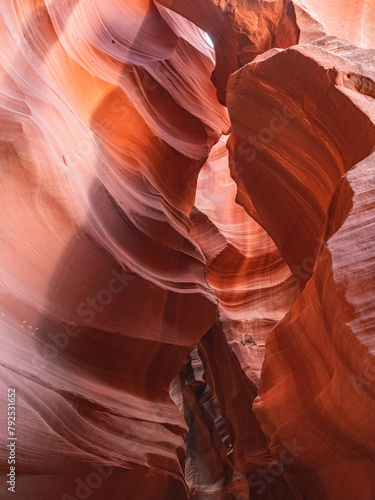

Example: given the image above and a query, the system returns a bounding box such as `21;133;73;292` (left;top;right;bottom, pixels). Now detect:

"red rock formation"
300;0;375;49
227;44;375;286
0;0;374;499
0;1;227;498
254;152;375;500
155;0;300;103
192;139;298;489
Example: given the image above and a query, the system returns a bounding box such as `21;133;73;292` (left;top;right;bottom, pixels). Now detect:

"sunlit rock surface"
299;0;375;49
0;1;374;499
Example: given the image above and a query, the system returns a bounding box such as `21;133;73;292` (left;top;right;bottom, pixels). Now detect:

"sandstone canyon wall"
0;1;374;499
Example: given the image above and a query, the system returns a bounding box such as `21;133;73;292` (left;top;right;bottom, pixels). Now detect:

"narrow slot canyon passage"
0;1;375;499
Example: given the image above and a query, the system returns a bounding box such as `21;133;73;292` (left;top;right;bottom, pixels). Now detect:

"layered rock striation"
0;1;374;499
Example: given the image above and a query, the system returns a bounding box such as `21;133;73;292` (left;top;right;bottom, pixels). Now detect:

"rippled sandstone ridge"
0;1;374;499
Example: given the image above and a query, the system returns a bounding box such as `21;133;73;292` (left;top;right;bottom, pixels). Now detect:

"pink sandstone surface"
0;1;374;499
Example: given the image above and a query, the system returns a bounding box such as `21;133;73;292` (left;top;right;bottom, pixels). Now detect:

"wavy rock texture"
254;151;375;500
228;43;375;285
192;139;298;489
0;1;228;498
0;0;374;500
156;0;300;103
